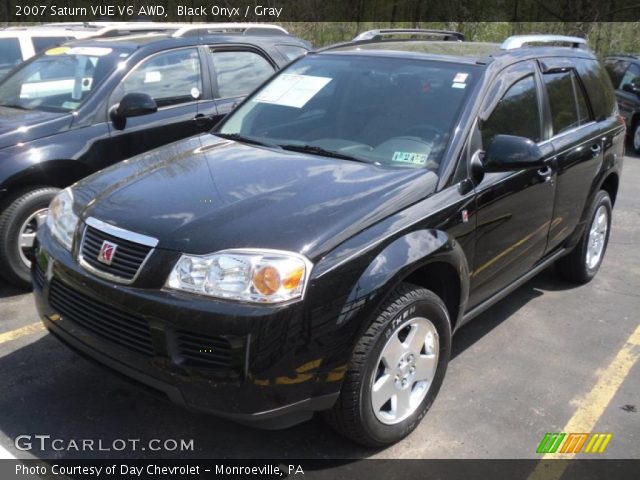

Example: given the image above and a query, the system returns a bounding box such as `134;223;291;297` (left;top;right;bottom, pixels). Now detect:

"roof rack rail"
606;52;639;58
501;35;588;50
353;29;464;42
172;23;288;38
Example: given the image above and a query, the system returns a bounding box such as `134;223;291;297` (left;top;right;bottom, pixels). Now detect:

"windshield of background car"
0;45;128;112
218;54;478;171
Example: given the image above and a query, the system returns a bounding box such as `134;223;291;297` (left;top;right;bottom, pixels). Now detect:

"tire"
555;190;612;284
631;121;640;154
323;283;452;447
0;187;59;289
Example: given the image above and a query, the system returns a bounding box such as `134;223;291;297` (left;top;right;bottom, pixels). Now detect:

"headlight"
166;249;312;303
46;188;79;250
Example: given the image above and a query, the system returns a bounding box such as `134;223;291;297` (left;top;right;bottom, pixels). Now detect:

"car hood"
75;135;438;260
0;106;73;149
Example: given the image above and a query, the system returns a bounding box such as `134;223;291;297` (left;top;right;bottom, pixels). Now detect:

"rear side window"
210;50;274;98
543;70;591;135
481;75;541;146
575;59;617;121
0;38;23;68
32;37;70;53
604;59;629;88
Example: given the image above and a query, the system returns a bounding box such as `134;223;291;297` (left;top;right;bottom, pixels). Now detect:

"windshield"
218;54;478;170
0;45;128;112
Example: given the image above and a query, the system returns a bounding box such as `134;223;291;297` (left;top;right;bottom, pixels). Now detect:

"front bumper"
32;228;340;428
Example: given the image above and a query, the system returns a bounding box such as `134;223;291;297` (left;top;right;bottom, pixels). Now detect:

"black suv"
0;31;310;287
604;54;640;153
33;31;623;447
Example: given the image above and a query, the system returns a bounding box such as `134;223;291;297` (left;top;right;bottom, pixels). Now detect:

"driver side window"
480;75;541;147
119;48;202;108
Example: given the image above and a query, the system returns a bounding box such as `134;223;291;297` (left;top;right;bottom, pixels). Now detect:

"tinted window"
481;75;540;146
32;37;70;53
576;59;617;121
0;46;124;112
619;63;640;91
122;48;202;108
544;71;580;135
275;45;308;62
575;76;592;124
220;55;478;172
604;59;629;88
211;50;274;98
0;38;23;70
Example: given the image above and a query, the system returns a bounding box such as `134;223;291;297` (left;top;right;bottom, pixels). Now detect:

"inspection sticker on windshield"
254;74;332;108
392;151;429;166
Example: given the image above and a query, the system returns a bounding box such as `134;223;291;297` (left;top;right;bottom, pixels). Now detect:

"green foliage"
282;22;640;56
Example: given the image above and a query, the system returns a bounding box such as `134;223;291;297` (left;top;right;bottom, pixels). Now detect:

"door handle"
193;114;216;126
590;144;602;157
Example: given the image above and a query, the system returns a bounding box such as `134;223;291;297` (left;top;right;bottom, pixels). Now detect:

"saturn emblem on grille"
98;240;118;265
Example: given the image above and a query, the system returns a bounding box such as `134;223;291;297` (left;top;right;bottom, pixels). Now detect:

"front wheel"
0;187;59;289
323;284;451;447
555;190;612;284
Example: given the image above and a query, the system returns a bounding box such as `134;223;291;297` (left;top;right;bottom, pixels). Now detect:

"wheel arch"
600;171;619;206
344;229;470;340
1;159;92;202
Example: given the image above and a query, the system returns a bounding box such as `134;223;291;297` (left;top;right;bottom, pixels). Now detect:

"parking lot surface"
0;156;638;460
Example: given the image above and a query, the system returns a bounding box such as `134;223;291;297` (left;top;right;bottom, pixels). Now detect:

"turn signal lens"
283;266;305;290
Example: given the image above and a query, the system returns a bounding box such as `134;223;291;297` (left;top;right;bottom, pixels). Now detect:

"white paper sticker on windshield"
452;82;466;89
66;47;113;57
392;151;429;166
453;72;468;83
254;74;332;108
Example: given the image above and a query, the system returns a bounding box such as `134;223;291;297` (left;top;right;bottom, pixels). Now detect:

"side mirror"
483;134;545;172
111;93;157;120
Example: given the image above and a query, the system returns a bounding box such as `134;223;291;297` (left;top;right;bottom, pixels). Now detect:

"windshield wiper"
279;144;370;163
214;132;280;149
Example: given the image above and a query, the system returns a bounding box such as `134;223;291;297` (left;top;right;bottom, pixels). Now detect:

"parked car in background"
604;54;640;153
33;31;622;446
0;23;297;81
0;27;95;79
0;31;310;287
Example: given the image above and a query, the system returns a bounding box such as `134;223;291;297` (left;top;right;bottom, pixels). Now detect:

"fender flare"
339;229;470;336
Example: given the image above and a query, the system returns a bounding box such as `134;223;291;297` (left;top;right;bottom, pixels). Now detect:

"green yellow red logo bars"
537;433;613;454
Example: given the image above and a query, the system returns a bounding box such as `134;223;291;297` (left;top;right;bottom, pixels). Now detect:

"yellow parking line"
529;324;640;480
0;322;45;345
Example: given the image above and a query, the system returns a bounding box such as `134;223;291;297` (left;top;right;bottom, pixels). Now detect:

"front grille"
175;329;232;369
80;225;153;281
49;280;154;356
